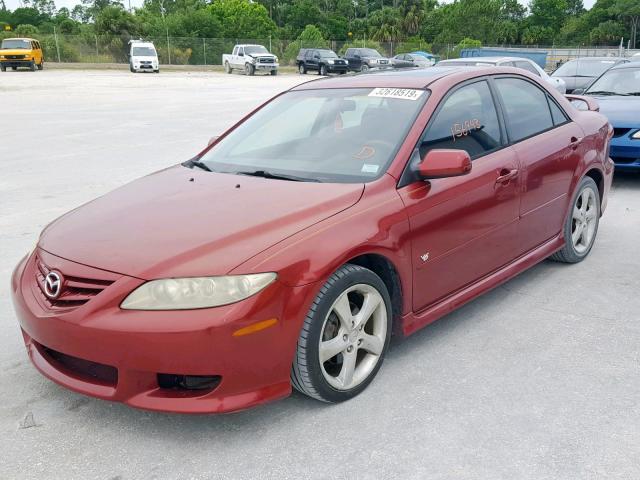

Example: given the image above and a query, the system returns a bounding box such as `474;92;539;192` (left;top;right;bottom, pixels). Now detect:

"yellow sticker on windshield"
368;88;424;100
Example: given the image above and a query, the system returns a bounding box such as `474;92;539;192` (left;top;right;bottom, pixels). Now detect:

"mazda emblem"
44;271;62;299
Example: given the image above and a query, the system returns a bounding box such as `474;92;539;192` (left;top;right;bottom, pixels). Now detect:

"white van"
128;40;159;73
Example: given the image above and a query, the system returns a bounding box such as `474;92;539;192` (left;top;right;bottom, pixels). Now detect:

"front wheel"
0;65;5;72
245;63;254;76
291;264;392;403
320;64;328;76
270;69;277;76
550;176;600;263
37;60;44;70
30;61;36;71
224;61;231;74
360;64;369;72
298;63;306;74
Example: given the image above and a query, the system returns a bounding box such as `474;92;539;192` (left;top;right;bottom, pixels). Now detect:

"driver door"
397;79;522;311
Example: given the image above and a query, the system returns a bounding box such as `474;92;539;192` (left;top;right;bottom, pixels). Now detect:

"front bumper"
1;60;33;68
11;249;317;413
255;63;278;71
610;135;640;171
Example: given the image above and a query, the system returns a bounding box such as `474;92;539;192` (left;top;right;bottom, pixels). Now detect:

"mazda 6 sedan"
12;67;614;413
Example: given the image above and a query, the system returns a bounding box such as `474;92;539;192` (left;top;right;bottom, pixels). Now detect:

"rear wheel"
291;264;392;403
550;176;600;263
299;63;306;74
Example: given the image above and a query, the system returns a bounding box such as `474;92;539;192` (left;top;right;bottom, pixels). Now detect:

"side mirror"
417;149;472;179
207;135;220;146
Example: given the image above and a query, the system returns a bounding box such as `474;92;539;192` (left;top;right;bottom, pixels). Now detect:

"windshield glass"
360;49;382;58
244;46;269;55
132;46;156;57
587;67;640;95
199;88;429;183
318;50;337;58
554;59;617;77
1;39;31;49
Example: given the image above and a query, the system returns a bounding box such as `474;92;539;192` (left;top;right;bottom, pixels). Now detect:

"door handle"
495;168;519;185
570;136;583;150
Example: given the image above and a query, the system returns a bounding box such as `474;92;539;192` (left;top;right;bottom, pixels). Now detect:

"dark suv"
343;48;391;72
297;48;349;75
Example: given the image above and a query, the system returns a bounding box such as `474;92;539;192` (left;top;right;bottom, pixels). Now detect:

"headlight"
274;56;278;62
328;59;335;64
0;55;4;59
121;273;277;310
632;130;640;139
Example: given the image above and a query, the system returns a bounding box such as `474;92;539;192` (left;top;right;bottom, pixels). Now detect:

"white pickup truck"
222;44;279;76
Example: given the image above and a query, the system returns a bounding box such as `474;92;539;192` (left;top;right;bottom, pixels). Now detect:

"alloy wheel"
318;284;387;391
571;187;597;254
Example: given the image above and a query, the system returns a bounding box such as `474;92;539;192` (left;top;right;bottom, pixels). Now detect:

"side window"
420;80;502;159
345;49;353;57
495;77;554;142
547;96;569;126
515;60;541;77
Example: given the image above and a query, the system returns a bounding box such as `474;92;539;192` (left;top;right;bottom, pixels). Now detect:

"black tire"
291;264;392;403
11;66;17;71
271;69;277;76
550;176;600;263
320;64;328;76
154;69;160;73
245;63;254;76
360;64;369;72
299;63;306;74
224;61;231;74
37;60;44;70
129;63;135;73
30;61;36;72
0;65;5;72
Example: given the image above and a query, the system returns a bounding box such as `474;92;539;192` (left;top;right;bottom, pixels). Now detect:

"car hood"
248;54;275;59
0;49;32;55
589;96;640;126
132;55;157;61
39;165;364;279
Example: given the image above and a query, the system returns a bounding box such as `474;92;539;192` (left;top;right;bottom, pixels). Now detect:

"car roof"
564;56;627;62
608;61;640;70
441;56;533;64
3;37;37;41
291;65;524;90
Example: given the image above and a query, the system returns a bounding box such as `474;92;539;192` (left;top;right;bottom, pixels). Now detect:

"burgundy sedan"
11;67;614;413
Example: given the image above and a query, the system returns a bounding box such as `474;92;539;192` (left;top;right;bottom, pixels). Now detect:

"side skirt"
400;234;564;337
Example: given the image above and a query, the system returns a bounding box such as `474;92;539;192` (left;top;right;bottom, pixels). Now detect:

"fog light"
157;373;221;391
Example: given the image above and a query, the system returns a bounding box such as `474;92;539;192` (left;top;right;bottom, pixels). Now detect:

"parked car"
577;62;640;171
12;67;613;413
391;53;432;68
128;40;159;73
552;57;629;93
0;37;43;72
410;51;438;65
344;47;391;72
438;56;566;93
223;44;279;76
297;48;348;75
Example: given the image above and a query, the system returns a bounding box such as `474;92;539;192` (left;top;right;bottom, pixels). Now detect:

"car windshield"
1;39;31;49
360;49;382;58
198;88;429;183
244;46;269;55
318;50;337;58
587;67;640;95
554;59;618;77
132;47;156;56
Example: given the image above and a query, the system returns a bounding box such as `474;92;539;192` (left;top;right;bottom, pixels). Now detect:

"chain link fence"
16;33;640;69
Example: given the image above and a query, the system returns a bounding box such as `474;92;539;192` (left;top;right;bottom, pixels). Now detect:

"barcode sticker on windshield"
369;88;424;100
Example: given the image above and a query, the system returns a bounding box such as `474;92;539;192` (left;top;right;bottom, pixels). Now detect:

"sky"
4;0;598;16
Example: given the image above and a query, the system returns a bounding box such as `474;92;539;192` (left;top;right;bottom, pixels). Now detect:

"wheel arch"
584;167;604;205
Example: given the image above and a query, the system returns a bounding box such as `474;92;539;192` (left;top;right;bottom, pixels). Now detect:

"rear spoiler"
565;94;599;112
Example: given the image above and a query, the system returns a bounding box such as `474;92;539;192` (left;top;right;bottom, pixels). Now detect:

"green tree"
209;0;276;39
14;23;39;35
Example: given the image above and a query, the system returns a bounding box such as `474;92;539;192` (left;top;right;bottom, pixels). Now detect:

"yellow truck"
0;37;44;72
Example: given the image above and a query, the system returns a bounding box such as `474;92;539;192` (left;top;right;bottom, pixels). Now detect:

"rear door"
398;79;522;312
493;76;584;253
347;49;362;71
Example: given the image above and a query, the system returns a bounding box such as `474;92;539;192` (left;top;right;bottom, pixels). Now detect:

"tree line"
1;0;638;57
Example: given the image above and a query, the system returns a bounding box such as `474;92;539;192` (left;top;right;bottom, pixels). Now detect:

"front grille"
258;57;274;64
34;254;114;310
40;344;118;387
7;54;26;59
378;60;388;64
613;128;631;138
140;60;151;65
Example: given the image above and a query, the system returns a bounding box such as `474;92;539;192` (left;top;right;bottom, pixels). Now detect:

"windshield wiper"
236;170;320;182
585;90;620;96
184;158;214;172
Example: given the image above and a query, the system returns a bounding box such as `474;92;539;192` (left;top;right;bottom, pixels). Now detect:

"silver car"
551;57;629;93
438;56;566;93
